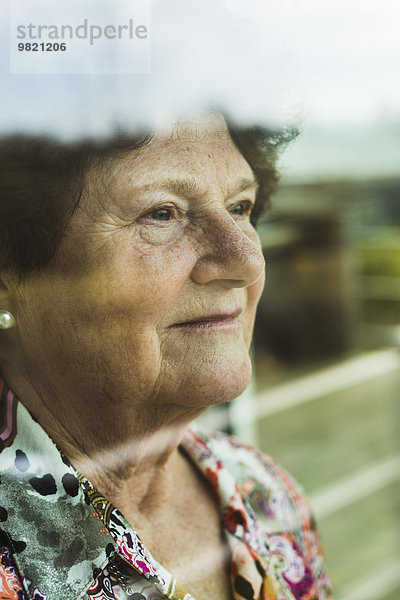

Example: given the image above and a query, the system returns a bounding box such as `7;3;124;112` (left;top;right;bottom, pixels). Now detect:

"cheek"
115;254;194;324
68;243;194;326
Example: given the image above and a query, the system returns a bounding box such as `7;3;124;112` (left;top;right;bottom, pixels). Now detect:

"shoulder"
191;424;310;525
189;425;333;599
189;425;321;560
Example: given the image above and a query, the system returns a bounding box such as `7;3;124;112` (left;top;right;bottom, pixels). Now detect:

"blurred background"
256;157;400;600
2;0;400;597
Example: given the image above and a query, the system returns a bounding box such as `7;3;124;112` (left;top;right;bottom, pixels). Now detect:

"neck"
72;423;194;520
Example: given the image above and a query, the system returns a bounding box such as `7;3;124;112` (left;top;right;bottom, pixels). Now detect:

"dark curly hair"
0;121;296;280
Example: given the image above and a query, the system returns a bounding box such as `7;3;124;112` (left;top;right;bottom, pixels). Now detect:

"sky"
1;0;399;179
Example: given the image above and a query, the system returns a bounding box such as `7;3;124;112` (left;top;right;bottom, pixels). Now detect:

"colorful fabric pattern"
0;378;332;599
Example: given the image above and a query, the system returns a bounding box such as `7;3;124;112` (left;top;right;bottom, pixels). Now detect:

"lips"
170;308;242;329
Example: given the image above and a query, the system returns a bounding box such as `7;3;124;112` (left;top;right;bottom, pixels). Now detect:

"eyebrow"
140;176;260;200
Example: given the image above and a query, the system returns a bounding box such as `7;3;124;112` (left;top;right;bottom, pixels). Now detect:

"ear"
0;274;15;311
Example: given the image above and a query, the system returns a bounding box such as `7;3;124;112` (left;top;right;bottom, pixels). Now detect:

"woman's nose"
190;213;265;288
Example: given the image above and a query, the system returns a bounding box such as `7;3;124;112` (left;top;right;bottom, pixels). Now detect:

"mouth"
170;309;242;330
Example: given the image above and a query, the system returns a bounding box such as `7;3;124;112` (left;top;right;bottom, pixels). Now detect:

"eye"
149;207;173;221
229;200;253;217
139;204;182;224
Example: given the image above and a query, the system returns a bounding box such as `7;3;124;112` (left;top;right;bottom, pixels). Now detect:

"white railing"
255;348;400;420
310;455;400;520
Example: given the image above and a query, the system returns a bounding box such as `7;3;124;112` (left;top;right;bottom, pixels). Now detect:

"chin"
183;349;253;408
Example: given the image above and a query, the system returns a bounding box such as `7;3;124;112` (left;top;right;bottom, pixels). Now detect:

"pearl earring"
0;311;16;330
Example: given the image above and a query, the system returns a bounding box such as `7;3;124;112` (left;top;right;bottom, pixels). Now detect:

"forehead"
90;115;255;202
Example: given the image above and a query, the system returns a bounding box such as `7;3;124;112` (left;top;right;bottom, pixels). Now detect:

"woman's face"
10;116;265;417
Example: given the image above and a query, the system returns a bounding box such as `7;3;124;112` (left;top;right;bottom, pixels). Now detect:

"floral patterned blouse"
0;378;332;600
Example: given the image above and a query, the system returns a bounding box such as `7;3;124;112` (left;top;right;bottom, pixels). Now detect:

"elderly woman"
0;113;331;600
